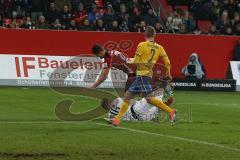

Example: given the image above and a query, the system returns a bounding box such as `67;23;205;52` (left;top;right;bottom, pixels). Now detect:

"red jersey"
102;50;135;74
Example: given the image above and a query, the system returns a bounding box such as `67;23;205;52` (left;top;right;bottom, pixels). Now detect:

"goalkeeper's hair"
92;44;104;55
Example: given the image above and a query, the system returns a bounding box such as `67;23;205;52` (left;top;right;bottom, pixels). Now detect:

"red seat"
159;0;173;16
198;20;212;33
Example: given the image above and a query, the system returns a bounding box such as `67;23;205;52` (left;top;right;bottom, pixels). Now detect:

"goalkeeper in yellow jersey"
111;26;176;127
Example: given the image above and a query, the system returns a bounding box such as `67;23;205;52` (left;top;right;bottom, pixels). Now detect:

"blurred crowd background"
0;0;240;36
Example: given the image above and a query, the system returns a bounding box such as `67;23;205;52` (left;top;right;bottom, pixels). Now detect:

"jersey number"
148;49;156;63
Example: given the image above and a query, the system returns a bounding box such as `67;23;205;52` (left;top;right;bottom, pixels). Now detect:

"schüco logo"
104;40;133;51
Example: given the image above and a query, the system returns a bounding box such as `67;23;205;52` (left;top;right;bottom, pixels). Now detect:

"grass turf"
0;87;240;160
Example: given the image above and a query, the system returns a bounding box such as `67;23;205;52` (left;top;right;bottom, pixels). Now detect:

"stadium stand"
164;0;240;35
0;0;240;35
0;0;154;32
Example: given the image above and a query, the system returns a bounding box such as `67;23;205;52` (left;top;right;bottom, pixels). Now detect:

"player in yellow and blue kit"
111;26;176;126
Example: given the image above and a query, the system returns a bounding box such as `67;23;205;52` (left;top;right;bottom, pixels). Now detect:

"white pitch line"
95;123;240;152
1;121;240;152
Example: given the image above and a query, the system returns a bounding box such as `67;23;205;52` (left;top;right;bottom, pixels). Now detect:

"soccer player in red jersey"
89;44;135;91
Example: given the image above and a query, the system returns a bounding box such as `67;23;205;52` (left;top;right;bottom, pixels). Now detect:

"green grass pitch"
0;87;240;160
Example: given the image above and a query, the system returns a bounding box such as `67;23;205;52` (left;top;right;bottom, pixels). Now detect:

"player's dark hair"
145;26;156;38
92;44;104;55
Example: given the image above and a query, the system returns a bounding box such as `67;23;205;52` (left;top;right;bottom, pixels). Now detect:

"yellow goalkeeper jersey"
130;41;170;78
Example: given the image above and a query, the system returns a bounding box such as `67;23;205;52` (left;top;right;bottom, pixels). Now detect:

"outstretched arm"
128;43;143;64
162;55;171;80
90;68;110;88
160;47;171;80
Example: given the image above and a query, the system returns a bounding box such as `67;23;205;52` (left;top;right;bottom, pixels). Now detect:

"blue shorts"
128;76;152;96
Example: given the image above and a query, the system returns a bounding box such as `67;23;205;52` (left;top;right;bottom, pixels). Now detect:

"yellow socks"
115;101;130;120
149;97;173;113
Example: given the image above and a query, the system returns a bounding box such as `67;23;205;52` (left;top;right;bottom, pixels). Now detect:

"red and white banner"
0;54;127;87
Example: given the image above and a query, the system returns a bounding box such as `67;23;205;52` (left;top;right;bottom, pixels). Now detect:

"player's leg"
144;77;176;123
148;75;177;123
113;73;136;121
146;95;176;123
139;76;172;113
164;96;174;106
146;96;173;113
111;91;134;126
117;74;138;120
115;91;134;120
111;76;140;126
162;82;174;106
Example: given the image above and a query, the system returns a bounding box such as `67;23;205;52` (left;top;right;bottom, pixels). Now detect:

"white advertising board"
0;54;127;88
230;61;240;91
